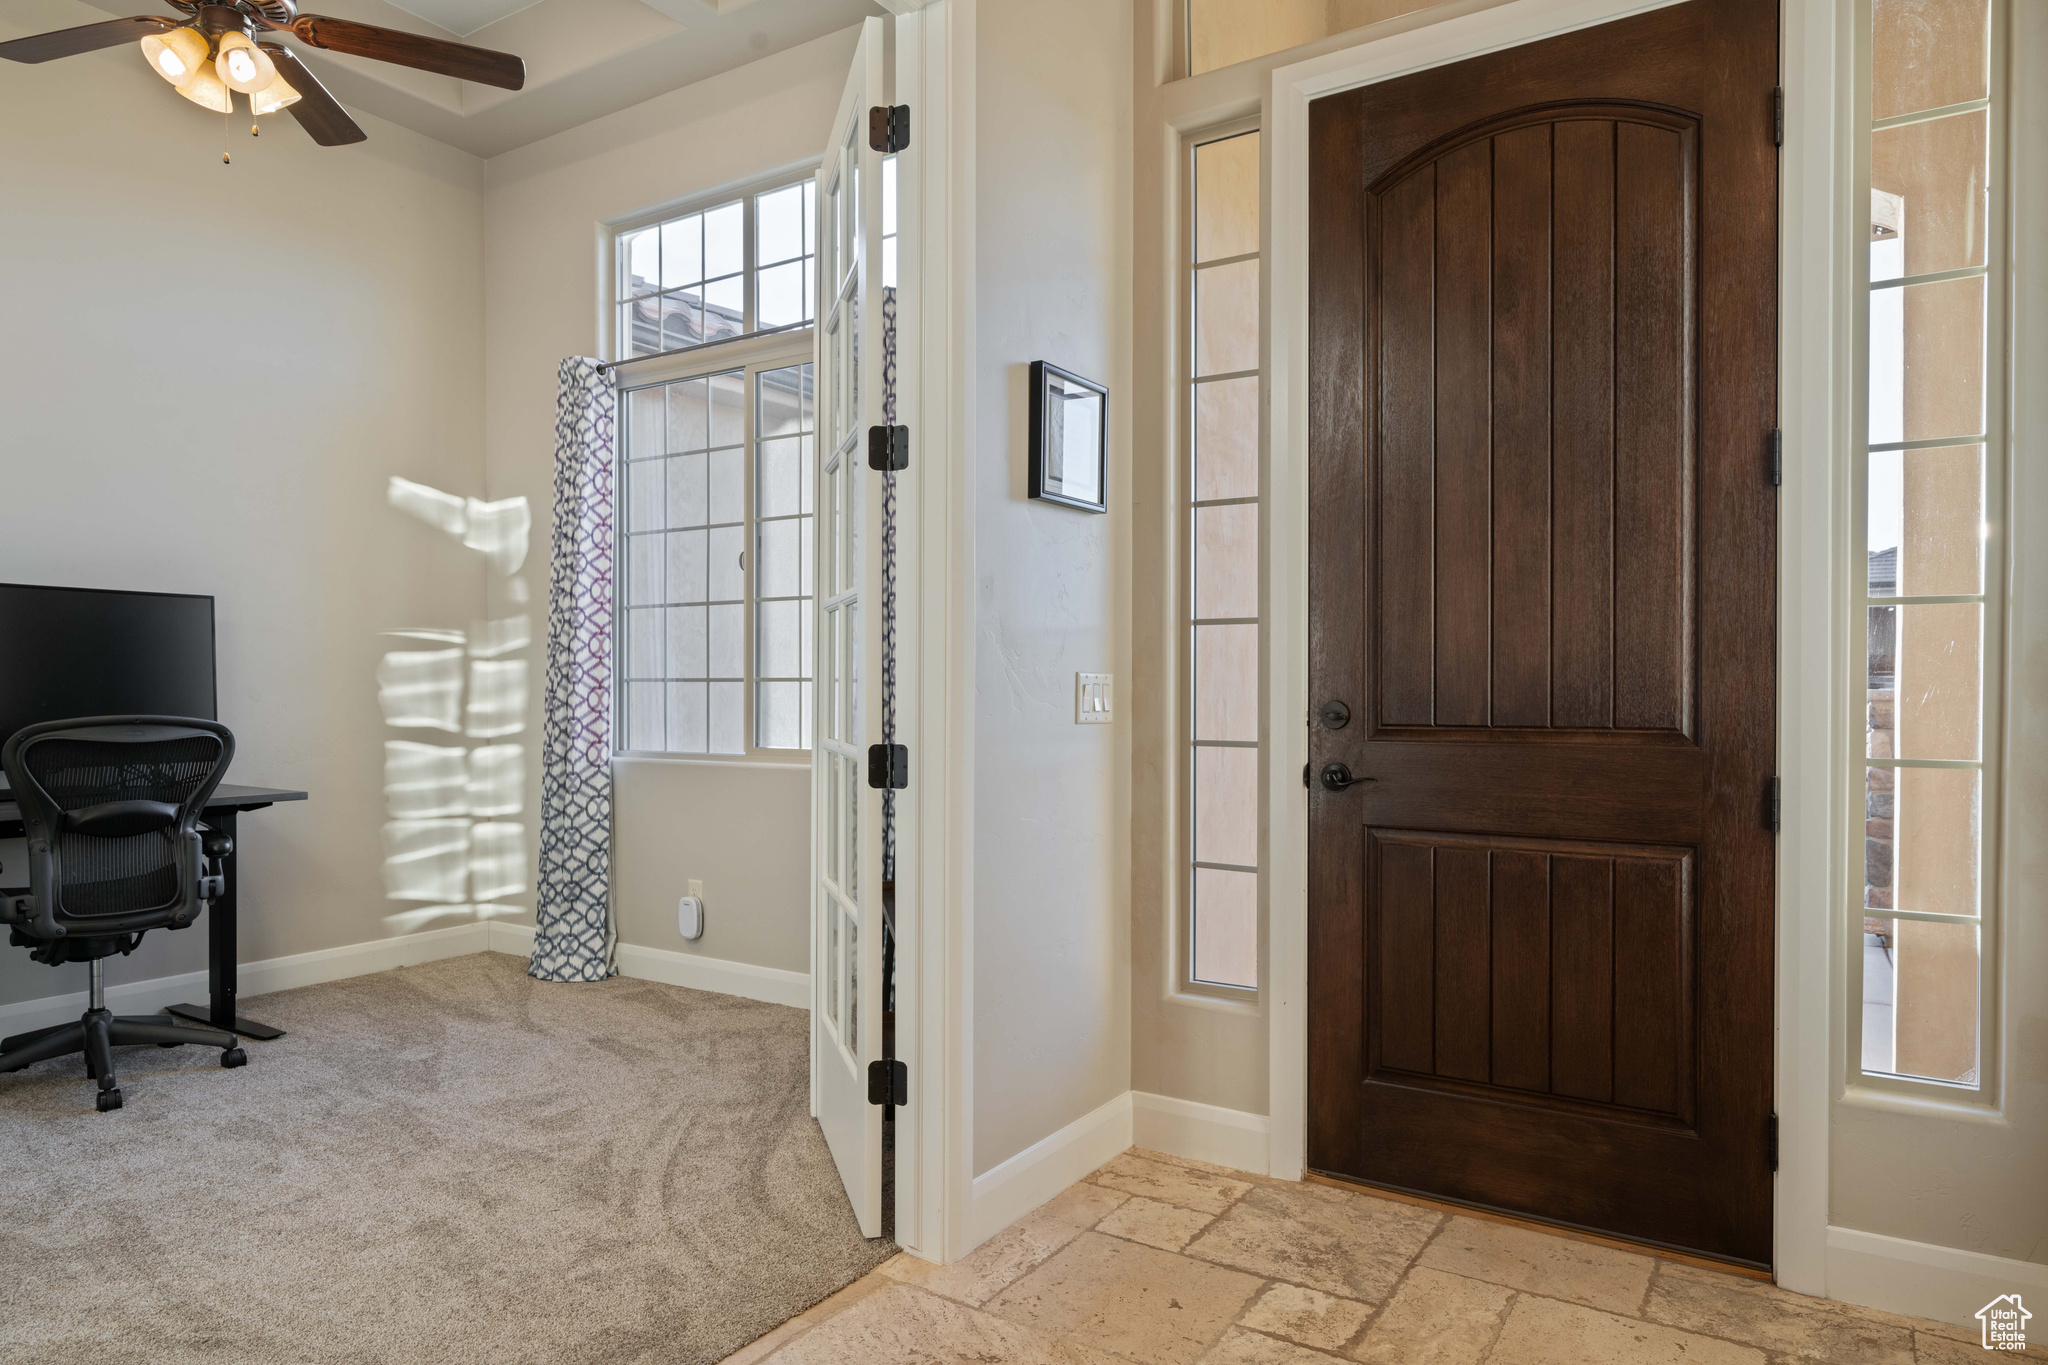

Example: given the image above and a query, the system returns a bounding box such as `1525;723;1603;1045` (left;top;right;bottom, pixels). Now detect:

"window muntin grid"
756;361;816;750
1853;0;2004;1091
621;371;748;755
1186;127;1261;994
615;176;818;361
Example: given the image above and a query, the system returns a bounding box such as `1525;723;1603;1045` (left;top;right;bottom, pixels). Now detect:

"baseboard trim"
969;1090;1134;1250
487;923;808;1010
0;921;493;1036
1827;1225;2048;1330
1132;1091;1271;1176
611;940;810;1010
485;920;537;957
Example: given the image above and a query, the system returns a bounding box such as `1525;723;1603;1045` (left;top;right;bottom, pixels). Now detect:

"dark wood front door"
1306;0;1779;1265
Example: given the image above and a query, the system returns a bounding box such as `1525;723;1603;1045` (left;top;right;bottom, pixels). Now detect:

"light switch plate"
1076;672;1113;724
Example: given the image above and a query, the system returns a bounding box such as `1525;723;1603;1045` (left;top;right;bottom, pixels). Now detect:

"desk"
0;784;308;1041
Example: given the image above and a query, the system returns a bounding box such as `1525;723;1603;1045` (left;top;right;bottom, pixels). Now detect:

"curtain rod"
596;320;812;376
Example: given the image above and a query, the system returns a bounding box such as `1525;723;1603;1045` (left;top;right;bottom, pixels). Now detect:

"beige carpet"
0;951;892;1365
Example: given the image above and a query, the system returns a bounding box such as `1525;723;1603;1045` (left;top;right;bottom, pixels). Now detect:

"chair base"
0;1007;243;1110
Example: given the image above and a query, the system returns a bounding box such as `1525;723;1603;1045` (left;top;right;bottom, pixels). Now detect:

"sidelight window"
1853;0;2006;1090
1185;127;1262;994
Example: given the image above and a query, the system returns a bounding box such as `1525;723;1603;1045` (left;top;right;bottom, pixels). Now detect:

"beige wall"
0;0;487;1005
970;0;1136;1177
478;29;861;976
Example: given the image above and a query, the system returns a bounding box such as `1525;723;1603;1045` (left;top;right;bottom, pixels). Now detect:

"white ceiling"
79;0;884;157
384;0;545;39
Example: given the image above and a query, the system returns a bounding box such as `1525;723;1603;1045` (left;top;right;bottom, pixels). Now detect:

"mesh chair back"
3;718;233;929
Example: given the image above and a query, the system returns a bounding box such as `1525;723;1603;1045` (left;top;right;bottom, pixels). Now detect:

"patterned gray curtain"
531;357;617;983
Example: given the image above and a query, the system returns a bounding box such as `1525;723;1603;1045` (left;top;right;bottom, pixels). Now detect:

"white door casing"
813;14;889;1240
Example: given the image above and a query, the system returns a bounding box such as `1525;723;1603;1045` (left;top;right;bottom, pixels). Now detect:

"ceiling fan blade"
260;47;367;147
289;15;524;91
0;16;177;64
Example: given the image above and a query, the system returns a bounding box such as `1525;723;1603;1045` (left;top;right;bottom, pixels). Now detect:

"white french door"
812;15;887;1239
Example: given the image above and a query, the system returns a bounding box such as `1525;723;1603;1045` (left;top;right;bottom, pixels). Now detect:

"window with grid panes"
1854;0;2005;1089
614;176;821;756
615;177;816;359
1186;128;1261;993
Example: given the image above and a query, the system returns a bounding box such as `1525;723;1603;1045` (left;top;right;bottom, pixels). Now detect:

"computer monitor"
0;583;217;761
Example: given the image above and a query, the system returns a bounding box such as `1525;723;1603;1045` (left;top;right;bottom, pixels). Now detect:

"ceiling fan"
0;2;525;147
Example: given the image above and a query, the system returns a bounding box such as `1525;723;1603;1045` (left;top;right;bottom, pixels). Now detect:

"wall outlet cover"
1076;672;1113;724
677;895;704;940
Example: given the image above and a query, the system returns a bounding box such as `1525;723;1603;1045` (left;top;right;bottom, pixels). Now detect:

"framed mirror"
1028;360;1108;513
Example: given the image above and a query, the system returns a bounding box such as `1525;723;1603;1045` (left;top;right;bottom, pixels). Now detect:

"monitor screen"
0;583;217;762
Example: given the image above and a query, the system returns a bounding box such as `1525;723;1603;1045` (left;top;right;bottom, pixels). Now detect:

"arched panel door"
1307;0;1778;1265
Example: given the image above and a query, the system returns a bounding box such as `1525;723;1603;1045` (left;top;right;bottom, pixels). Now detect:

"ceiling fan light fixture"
215;32;277;95
249;73;301;116
139;26;209;89
174;61;233;114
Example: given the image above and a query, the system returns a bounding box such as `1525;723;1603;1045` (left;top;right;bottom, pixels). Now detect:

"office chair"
0;717;247;1111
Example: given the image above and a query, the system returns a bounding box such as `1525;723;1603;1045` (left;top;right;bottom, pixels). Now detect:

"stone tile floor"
722;1148;2040;1364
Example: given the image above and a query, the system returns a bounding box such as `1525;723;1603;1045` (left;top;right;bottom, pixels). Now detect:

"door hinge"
1773;87;1784;147
870;104;910;154
1769;428;1783;486
868;743;909;790
869;424;909;471
1767;1112;1779;1172
1765;776;1781;834
868;1058;908;1107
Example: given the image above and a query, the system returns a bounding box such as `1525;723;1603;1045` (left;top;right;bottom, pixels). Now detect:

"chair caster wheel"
221;1047;247;1069
97;1088;123;1112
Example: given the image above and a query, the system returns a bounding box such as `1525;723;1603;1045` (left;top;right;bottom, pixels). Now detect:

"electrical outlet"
1076;672;1113;724
689;879;704;898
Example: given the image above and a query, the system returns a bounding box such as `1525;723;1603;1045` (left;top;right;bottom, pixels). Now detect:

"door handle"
1320;762;1372;793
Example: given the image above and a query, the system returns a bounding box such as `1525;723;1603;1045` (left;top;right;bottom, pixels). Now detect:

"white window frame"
604;164;820;366
1178;115;1264;1004
1842;0;2012;1103
606;167;822;764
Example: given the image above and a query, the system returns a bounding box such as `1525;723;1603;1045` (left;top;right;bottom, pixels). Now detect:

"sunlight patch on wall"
380;475;536;932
